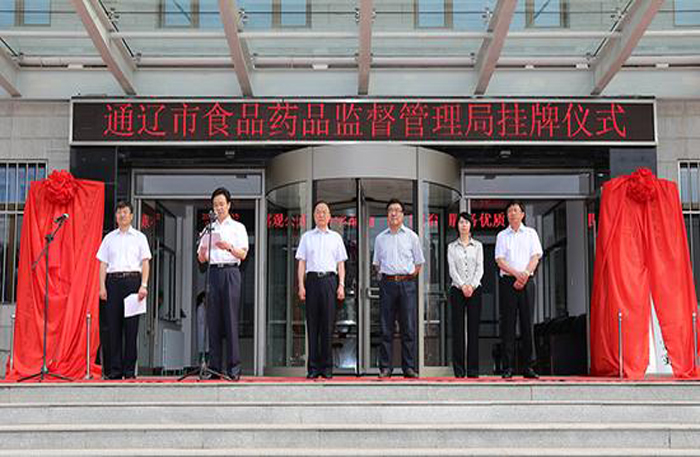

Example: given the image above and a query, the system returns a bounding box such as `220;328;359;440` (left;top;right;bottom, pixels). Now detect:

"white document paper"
124;293;147;318
198;231;222;253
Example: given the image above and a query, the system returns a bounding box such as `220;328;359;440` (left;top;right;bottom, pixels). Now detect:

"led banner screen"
71;99;656;146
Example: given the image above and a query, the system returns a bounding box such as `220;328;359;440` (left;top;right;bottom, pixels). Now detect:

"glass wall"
422;181;460;367
265;181;308;369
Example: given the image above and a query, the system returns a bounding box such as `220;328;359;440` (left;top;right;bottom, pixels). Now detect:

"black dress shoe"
106;373;123;380
523;368;539;379
320;372;333;379
378;369;392;378
454;373;466;379
466;372;479;379
403;368;419;379
124;374;136;380
306;372;320;379
501;369;514;379
228;372;241;382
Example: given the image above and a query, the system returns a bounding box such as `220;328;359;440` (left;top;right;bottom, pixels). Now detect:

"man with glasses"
373;198;425;378
97;201;151;380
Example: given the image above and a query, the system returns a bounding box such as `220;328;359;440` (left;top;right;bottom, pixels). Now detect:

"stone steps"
0;423;699;450
2;400;700;425
1;380;699;455
1;449;700;457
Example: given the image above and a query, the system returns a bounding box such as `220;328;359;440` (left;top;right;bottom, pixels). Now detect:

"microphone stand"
19;217;72;382
178;213;230;382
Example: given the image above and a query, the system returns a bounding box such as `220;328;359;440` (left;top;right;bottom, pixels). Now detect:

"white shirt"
96;226;152;273
295;227;348;273
495;224;543;276
373;225;425;275
447;237;484;289
198;216;248;265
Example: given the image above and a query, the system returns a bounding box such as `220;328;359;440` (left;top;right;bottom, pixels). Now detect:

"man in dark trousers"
296;201;348;379
373;198;425;378
495;201;543;379
198;187;248;381
97;201;151;380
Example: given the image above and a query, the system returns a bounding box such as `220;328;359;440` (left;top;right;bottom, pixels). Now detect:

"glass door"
138;201;178;374
315;178;415;375
422;183;461;372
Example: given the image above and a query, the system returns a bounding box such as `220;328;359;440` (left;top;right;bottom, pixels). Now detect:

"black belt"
307;271;336;279
107;271;141;279
211;263;238;269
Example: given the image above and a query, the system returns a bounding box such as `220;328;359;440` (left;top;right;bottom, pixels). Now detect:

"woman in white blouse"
447;212;484;378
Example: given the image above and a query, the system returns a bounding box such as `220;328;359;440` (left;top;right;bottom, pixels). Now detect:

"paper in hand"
124;293;147;318
198;231;222;253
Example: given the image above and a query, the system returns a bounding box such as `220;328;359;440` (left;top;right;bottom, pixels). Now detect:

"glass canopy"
0;0;697;95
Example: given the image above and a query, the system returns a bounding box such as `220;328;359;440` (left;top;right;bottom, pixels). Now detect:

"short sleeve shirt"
372;225;425;275
494;224;543;276
198;216;249;265
295;227;348;273
96;226;152;273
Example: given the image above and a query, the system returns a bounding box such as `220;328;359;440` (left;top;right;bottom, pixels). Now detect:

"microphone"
54;213;69;223
208;210;216;220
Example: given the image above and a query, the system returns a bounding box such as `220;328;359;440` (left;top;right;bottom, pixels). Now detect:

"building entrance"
131;171;263;376
264;145;461;376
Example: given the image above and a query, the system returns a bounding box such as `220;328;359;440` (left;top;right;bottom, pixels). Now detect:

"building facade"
1;1;700;377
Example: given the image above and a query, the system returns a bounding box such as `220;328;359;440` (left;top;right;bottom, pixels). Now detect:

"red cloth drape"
591;169;700;379
6;171;104;380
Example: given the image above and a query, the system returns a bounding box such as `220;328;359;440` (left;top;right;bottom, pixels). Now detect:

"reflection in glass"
423;181;460;367
316;179;358;373
266;181;307;368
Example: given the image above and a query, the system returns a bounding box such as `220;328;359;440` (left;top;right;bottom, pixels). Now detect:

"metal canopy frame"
0;0;687;98
592;0;666;96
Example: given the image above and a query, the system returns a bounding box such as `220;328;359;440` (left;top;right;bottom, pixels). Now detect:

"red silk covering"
591;169;700;379
6;172;104;380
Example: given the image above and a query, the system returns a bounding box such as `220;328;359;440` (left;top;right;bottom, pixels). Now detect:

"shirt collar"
387;224;406;235
507;223;527;234
313;226;330;234
117;226;137;235
458;237;476;247
215;216;233;226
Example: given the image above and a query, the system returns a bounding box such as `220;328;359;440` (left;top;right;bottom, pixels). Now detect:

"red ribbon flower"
626;167;657;203
44;170;77;205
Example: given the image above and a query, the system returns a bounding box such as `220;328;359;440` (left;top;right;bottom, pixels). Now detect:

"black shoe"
228;372;241;382
523;368;539;379
124;374;136;380
454;373;466;379
320;372;333;379
306;372;320;379
403;368;419;379
466;372;479;379
379;369;392;378
106;373;123;380
501;369;513;379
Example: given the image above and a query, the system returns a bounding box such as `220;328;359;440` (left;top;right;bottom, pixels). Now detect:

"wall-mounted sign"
71;98;656;146
447;211;508;232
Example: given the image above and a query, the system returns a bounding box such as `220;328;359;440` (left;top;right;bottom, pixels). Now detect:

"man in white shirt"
97;201;152;380
373;198;425;378
495;201;543;379
198;187;248;381
296;201;348;379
